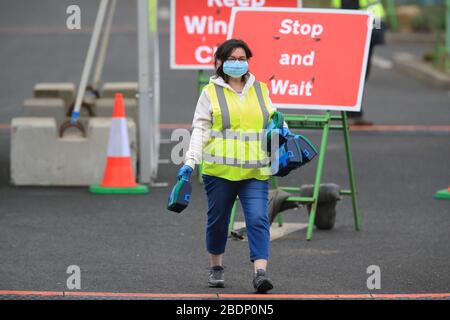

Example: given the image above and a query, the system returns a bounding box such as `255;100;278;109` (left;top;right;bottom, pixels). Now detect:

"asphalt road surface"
0;0;449;299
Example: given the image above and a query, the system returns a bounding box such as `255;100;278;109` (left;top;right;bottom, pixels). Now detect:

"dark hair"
214;39;253;83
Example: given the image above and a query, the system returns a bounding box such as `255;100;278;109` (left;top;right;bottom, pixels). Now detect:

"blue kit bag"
271;135;318;177
167;174;192;213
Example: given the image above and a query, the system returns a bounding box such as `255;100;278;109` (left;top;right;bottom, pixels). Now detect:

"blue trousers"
202;174;270;262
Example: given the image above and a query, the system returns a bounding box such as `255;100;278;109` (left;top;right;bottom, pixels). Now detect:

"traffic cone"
434;186;450;200
89;93;149;194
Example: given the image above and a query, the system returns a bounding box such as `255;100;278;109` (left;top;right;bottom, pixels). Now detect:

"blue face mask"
222;60;249;78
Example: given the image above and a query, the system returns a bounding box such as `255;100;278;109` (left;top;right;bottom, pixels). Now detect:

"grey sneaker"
208;266;225;288
253;269;273;294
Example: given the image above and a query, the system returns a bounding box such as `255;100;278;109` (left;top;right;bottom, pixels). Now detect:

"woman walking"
177;39;291;293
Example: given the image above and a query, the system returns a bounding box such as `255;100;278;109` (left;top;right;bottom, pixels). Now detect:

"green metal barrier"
384;0;399;31
228;111;361;241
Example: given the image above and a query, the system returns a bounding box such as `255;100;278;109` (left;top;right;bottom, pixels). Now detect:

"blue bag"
271;135;318;177
167;175;192;213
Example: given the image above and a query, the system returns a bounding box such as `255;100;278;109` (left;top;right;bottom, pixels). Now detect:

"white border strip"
227;7;374;111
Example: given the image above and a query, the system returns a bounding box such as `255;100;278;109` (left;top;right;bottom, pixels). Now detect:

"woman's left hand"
177;164;193;181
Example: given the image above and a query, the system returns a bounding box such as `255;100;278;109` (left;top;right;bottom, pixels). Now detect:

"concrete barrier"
23;98;67;125
101;82;137;99
22;97;137;125
33;82;76;109
10;117;137;186
94;98;137;124
23;98;93;127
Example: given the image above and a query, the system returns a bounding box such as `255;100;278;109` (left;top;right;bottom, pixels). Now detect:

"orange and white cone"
89;93;148;194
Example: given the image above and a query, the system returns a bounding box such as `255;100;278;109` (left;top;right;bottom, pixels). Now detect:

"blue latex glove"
278;127;293;137
177;164;193;181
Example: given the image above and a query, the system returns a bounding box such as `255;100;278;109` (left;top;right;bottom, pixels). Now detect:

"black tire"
301;183;340;231
307;202;337;230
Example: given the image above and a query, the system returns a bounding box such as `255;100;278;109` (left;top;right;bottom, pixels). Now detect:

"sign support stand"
341;111;361;231
227;111;361;241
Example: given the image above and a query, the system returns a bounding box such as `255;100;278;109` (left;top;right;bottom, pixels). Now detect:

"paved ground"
0;0;449;299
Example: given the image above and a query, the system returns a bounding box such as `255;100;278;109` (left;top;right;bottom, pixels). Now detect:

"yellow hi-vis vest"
331;0;386;19
201;80;275;181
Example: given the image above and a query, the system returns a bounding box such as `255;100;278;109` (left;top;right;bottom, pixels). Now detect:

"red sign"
228;8;373;111
170;0;299;69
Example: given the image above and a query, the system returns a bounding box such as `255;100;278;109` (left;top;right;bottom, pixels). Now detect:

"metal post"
446;0;450;71
197;70;209;184
71;0;109;124
92;0;117;90
306;112;331;241
198;70;209;96
385;0;398;31
149;0;160;180
137;0;152;183
341;111;361;231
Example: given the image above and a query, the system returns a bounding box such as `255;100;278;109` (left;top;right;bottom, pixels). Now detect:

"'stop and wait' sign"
228;8;374;111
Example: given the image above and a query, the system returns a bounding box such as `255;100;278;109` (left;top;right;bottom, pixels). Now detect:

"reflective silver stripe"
242;160;270;169
210;129;239;139
253;81;269;129
203;153;269;168
210;129;264;142
204;154;239;166
214;84;231;130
